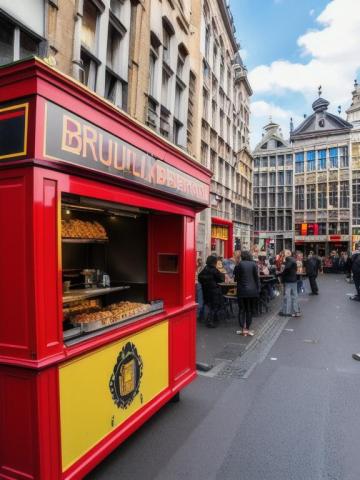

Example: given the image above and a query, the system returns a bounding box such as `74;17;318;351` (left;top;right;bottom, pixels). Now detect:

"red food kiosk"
0;58;211;480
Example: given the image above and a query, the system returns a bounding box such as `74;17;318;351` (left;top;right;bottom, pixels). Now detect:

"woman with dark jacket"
233;251;260;336
198;255;225;328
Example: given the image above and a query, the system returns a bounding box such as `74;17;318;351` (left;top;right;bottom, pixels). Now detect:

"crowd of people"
196;248;325;336
196;244;360;361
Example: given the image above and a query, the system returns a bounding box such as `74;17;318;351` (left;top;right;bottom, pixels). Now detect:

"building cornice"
217;0;238;52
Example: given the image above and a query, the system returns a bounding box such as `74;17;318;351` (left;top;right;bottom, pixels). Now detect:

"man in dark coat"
198;255;225;327
305;251;321;295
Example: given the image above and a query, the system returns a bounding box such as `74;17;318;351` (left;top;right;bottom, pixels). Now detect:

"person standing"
234;251;260;336
350;246;360;301
305;251;321;295
279;250;301;317
198;255;225;327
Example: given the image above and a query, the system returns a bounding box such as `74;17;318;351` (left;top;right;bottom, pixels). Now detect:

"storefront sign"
0;103;28;160
295;235;327;242
43;102;209;205
211;225;228;240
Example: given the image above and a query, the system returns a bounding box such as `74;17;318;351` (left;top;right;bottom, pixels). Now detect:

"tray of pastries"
61;219;108;240
72;301;152;332
63;298;101;319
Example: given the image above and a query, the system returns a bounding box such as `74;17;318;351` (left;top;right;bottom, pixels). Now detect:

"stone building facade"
253;121;294;253
347;81;360;249
197;0;252;259
0;0;251;260
291;96;353;256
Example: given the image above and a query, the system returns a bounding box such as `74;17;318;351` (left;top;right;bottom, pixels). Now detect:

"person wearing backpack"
350;245;360;301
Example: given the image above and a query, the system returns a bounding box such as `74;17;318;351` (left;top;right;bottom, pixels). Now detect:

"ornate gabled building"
347;80;360;248
253;121;294;253
291;94;353;256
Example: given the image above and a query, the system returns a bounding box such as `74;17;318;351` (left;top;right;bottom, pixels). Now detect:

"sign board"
0;103;28;160
43;102;209;205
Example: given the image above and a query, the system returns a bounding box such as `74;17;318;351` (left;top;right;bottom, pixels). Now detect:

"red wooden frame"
0;58;211;480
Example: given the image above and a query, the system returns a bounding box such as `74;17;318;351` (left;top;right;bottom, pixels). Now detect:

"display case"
0;58;211;480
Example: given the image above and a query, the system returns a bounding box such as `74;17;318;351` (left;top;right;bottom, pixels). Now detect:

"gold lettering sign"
44;102;210;205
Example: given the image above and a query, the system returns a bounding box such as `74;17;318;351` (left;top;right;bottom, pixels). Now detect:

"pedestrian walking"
198;255;225;328
279;250;301;317
350;245;360;301
305;251;321;295
234;251;260;336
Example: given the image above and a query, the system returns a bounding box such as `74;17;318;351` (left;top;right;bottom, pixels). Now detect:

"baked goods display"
63;299;100;318
62;219;107;240
72;301;151;326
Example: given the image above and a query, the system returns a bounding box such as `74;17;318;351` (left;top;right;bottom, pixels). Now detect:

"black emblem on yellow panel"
109;342;143;409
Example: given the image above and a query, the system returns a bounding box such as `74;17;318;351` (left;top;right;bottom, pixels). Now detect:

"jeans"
196;282;205;319
281;282;300;315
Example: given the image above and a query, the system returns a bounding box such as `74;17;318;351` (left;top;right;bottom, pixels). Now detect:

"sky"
229;0;360;148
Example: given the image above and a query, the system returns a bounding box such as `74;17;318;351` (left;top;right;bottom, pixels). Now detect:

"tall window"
286;191;292;207
149;35;159;98
81;0;100;90
329;147;338;168
318;149;326;170
269;172;276;186
202;88;209;121
277;216;284;231
205;25;211;61
161;68;170;108
0;15;42;67
329;222;338;234
269;213;275;232
105;23;127;110
318;183;327;209
307;150;315;171
277;191;284;207
306;184;316;210
270;156;276;167
339;146;349;168
295;186;304;210
277;171;284;185
269;190;275;207
339;222;349;234
318;223;326;235
261;157;268;168
277;155;284;167
260;173;268;187
340;181;349;208
286;154;293;166
295;152;304;173
329;182;338;208
163;25;171;64
285;212;292;230
82;0;98;51
285;170;293;185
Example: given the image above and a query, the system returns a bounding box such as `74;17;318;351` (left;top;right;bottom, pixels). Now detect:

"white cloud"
250;101;303;148
239;48;248;62
249;0;360;133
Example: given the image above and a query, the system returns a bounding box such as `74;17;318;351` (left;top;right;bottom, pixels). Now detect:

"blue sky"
229;0;360;147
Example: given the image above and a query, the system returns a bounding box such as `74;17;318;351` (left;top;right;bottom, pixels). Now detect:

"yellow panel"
59;321;169;471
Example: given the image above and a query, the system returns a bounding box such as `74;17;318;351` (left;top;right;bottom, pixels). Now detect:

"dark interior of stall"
61;193;163;341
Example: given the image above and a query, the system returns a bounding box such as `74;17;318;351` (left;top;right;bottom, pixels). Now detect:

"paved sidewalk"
196;295;282;368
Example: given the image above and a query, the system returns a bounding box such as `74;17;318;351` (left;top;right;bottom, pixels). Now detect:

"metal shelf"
63;286;130;304
62;238;108;244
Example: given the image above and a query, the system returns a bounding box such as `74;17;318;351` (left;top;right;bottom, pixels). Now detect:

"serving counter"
0;58;211;480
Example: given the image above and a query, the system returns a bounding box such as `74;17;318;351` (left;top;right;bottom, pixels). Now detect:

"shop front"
0;58;211;480
211;217;233;258
294;235;350;256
